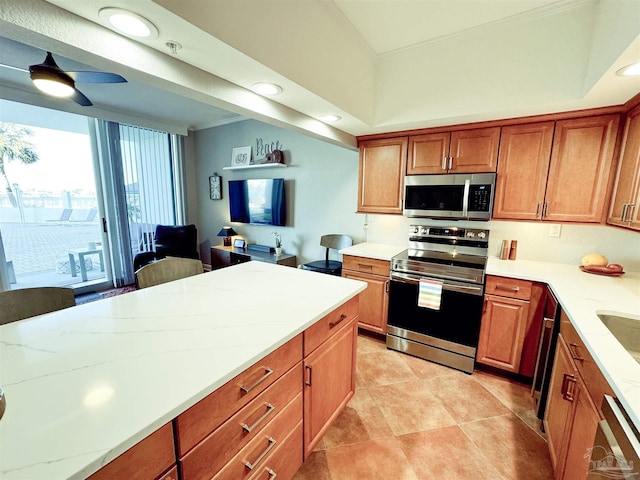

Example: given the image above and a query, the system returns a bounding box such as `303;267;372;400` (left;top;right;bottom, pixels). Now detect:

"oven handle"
390;272;484;296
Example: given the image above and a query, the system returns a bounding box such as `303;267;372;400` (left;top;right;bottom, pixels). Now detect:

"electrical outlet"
548;224;562;237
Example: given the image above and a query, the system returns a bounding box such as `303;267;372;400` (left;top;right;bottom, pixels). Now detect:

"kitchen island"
0;262;366;479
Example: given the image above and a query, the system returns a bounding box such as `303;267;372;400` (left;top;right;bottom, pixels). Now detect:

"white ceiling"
0;0;639;147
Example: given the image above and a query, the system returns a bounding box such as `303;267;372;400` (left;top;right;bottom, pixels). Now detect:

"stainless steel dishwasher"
587;395;640;479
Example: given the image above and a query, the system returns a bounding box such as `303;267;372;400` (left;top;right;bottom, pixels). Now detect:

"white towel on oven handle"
418;278;443;310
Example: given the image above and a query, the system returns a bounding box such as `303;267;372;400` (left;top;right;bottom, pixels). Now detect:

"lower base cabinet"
89;296;359;480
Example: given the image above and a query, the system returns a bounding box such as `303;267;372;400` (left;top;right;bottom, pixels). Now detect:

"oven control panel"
408;225;489;244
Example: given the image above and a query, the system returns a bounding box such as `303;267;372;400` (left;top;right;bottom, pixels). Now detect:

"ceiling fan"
0;51;127;106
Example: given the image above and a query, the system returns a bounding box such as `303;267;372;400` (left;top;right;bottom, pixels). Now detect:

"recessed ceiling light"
319;114;341;123
99;8;158;38
616;61;640;77
252;83;282;95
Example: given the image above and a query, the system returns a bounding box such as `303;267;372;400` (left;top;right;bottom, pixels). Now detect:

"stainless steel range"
386;224;490;374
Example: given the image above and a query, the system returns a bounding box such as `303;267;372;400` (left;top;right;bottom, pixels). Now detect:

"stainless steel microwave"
403;173;496;220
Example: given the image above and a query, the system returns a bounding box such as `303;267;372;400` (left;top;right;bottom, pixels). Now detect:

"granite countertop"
338;242;640;430
0;262;366;479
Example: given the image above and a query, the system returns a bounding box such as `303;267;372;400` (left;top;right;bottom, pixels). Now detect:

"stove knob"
466;231;475;238
477;231;487;239
412;226;419;234
421;227;428;235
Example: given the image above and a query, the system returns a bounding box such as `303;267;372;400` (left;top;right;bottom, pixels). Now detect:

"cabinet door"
342;270;389;334
449;127;501;173
545;114;620;222
357;137;408;214
608;105;640;230
303;318;357;458
210;247;231;270
476;295;530;373
407;132;450;174
559;376;600;480
544;336;575;472
493;122;554;220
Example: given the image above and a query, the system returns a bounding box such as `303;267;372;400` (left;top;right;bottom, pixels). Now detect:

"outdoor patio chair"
47;208;73;222
0;287;76;325
71;207;97;223
135;256;203;289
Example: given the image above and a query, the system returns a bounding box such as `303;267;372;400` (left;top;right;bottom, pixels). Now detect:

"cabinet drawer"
175;335;302;455
485;275;532;300
304;296;359;356
343;255;390;276
559;311;613;414
247;422;303;480
88;423;175;480
210;393;303;480
179;365;302;480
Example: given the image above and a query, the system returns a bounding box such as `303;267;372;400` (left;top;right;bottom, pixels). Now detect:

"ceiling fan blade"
67;71;127;84
0;63;29;74
71;88;93;106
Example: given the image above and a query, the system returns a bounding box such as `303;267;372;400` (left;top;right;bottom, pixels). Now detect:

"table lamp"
217;226;237;246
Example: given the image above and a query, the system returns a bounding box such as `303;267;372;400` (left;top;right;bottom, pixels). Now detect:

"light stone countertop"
0;262;366;480
338;243;640;430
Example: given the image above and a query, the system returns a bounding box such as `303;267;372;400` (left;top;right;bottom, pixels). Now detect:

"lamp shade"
217;226;237;246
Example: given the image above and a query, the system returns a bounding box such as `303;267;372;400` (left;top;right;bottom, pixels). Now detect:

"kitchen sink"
597;312;640;363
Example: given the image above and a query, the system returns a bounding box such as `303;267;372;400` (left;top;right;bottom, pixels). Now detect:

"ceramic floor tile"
424;372;512;423
400;351;469;380
398;425;506;480
320;387;394;449
291;450;331;480
356;332;387;353
461;414;555;480
357;349;418;386
324;437;419;480
369;380;457;435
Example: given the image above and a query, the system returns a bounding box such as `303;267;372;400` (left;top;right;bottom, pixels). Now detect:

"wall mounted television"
228;178;286;226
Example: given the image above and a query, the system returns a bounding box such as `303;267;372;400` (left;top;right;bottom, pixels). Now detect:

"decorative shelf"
223;163;287;171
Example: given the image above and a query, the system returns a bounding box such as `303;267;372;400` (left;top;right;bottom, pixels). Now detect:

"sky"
3;124;96;194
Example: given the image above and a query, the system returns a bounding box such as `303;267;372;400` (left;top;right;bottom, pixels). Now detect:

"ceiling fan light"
99;8;158;38
32;78;75;97
616;61;640;77
319;114;341;123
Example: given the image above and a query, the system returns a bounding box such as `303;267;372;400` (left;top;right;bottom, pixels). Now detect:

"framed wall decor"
231;146;251;167
209;174;222;200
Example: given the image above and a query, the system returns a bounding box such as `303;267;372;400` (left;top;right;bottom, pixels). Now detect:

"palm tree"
0;122;39;207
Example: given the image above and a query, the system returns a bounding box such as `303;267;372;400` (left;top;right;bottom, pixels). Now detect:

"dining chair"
135;256;204;289
302;234;353;276
0;287;76;325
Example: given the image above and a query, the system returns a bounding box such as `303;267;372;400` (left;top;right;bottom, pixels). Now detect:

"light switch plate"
548;224;562;237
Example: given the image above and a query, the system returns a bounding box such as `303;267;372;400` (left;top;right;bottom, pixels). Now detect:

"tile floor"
293;332;555;480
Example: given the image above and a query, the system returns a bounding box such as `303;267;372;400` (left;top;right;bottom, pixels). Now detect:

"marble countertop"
0;262;366;479
339;243;406;261
486;257;640;430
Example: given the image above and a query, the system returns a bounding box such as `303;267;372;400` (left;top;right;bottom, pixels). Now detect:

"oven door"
388;272;484;348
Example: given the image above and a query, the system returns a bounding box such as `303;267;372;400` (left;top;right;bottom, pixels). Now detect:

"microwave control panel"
468;185;492;211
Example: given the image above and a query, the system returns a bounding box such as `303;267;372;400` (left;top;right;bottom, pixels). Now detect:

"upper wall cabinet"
407;127;501;174
545;114;619;223
494;122;555;220
607;104;640;230
494;115;620;223
357;137;408;214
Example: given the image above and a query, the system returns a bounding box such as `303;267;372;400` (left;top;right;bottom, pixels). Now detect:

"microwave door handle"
462;179;470;217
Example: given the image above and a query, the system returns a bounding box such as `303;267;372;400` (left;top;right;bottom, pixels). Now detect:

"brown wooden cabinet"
407;126;500;174
544;310;614;480
357;137;407;214
342;255;390;334
493;122;555;220
303;298;358;458
494;114;619;223
608;104;640;230
544;114;620;222
477;276;544;376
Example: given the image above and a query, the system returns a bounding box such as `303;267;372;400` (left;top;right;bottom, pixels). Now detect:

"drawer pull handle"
240;368;274;394
244;437;277;470
329;314;347;329
561;373;576;402
241;403;275;433
305;365;312;386
267;468;277;479
496;285;520;292
567;343;584;361
357;263;373;270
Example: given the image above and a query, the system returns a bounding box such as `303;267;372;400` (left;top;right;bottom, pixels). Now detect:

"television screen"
228;178;286;226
